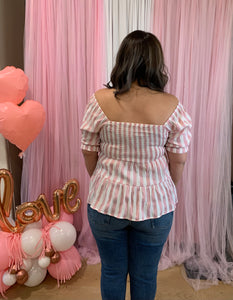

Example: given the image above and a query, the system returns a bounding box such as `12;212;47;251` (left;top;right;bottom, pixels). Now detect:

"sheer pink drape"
153;0;233;289
22;0;106;263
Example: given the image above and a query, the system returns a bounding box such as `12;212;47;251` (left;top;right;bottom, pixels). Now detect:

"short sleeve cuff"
81;144;100;152
166;146;189;154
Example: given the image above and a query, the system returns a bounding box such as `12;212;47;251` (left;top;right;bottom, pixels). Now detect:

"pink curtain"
22;0;233;289
22;0;106;263
153;0;233;289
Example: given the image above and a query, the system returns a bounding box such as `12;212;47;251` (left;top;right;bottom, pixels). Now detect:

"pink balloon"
42;206;74;227
0;100;45;151
0;66;28;104
48;246;82;281
0;232;11;271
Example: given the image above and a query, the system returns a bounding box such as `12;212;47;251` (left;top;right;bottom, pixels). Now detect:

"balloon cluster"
0;66;45;156
0;169;82;296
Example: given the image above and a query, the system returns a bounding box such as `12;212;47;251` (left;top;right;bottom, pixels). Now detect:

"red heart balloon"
0;101;45;151
0;66;28;104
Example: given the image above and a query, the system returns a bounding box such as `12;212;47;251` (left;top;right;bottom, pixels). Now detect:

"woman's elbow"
82;149;98;158
167;152;187;164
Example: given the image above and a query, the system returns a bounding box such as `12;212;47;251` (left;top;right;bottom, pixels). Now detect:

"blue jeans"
87;204;174;300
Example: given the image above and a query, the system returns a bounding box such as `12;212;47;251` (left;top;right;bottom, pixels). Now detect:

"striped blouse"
80;94;192;221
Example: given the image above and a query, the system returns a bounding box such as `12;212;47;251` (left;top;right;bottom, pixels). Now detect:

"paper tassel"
48;246;82;285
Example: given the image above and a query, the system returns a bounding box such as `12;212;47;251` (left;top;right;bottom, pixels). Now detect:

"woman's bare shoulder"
160;92;179;110
94;88;116;105
162;92;179;103
95;88;114;97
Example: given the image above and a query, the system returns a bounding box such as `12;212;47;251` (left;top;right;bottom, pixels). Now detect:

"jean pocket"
151;211;174;230
87;204;111;226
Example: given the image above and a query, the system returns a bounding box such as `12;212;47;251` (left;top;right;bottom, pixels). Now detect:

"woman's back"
81;29;192;221
95;84;178;126
81;86;191;220
81;30;192;300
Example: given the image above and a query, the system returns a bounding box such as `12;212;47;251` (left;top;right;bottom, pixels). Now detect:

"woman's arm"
167;152;187;186
82;150;98;177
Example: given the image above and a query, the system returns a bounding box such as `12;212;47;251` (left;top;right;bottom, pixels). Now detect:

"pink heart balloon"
0;101;45;151
0;66;28;104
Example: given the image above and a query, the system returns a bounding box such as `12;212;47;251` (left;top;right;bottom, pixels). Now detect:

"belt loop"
151;219;155;229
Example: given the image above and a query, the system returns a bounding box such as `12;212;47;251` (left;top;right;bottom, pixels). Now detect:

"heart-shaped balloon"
0;66;28;104
0;101;45;152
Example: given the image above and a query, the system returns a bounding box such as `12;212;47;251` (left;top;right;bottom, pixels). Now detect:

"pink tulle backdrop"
22;0;233;288
152;0;233;289
22;0;106;262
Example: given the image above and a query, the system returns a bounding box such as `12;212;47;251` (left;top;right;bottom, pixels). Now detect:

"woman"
80;30;192;300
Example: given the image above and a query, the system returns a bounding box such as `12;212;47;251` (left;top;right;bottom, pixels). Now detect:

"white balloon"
23;220;43;231
22;258;33;272
49;221;77;251
24;259;47;287
2;271;16;286
38;256;50;269
21;228;43;258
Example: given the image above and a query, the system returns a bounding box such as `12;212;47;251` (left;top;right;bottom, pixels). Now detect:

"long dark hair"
106;30;169;98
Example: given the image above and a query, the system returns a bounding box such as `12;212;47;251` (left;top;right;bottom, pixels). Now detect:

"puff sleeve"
80;95;104;152
165;103;192;153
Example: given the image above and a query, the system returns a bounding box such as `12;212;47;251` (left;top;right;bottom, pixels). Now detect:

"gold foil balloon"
16;269;28;285
0;169;81;232
50;252;60;264
36;191;62;222
62;179;81;214
0;169;18;232
16;202;42;224
0;169;13;216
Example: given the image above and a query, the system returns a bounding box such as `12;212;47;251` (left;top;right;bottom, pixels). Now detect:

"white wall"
0;134;8;169
0;134;8;204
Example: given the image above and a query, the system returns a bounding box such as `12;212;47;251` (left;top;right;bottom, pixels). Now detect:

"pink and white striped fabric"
81;94;192;221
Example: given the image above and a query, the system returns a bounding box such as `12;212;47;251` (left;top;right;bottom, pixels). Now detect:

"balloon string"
39;222;59;258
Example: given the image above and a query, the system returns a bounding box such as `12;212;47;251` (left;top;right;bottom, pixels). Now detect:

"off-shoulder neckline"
93;94;181;127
